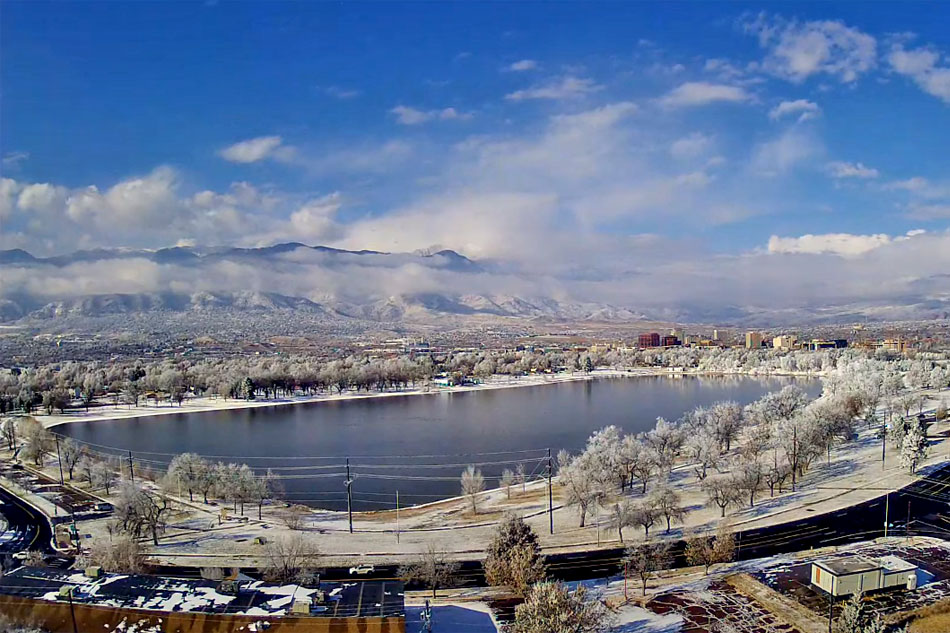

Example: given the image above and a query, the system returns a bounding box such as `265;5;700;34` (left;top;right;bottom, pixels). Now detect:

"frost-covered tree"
558;451;604;527
899;419;928;474
510;581;613;633
702;475;743;518
460;465;485;515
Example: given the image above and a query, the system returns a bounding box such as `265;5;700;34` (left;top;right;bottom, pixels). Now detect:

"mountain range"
3;244;949;328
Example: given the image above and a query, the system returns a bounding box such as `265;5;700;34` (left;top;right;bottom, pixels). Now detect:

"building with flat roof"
0;566;406;633
810;556;918;597
745;331;763;349
639;333;660;348
773;335;798;350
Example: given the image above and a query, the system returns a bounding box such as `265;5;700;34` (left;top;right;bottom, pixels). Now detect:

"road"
6;462;950;588
0;483;54;567
319;461;950;587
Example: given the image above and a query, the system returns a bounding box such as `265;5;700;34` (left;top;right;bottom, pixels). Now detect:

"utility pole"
907;500;912;536
882;423;887;466
792;427;797;492
396;490;400;544
884;492;890;538
827;592;834;633
128;450;135;484
55;435;65;485
345;458;353;534
67;586;79;633
547;448;554;535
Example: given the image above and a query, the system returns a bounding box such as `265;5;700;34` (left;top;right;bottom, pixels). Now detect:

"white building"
810;556;918;597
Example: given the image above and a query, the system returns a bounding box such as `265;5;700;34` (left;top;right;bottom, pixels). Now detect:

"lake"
57;375;821;510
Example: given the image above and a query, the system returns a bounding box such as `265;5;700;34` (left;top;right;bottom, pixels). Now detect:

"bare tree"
650;485;687;533
399;544;461;598
630;499;659;538
608;499;636;543
702;475;742;518
19;418;52;466
624;541;672;596
83;534;148;573
114;482;170;545
2;417;16;450
558;452;604;527
732;458;765;508
516;463;527;493
684;524;736;575
262;534;322;585
510;581;613;633
59;438;84;480
281;504;310;531
90;460;117;494
501;468;515;500
460;465;485;515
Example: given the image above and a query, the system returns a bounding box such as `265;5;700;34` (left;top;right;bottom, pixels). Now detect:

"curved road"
0;484;54;563
5;462;950;587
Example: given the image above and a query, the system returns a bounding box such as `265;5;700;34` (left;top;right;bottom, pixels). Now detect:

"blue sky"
3;1;950;315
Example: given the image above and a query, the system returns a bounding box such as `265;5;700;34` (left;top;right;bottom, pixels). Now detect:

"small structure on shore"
811;555;918;596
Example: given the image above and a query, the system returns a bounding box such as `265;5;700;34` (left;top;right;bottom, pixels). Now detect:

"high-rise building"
661;335;680;347
745;331;763;349
639;333;661;348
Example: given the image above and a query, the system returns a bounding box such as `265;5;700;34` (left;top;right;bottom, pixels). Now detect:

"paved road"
7;462;950;587
0;483;54;569
318;461;950;587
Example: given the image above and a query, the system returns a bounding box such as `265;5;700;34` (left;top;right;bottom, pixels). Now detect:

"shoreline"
37;367;822;430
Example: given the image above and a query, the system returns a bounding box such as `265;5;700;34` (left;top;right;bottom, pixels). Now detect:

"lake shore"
37;367;822;430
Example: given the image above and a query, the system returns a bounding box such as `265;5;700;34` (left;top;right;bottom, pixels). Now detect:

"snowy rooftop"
0;567;404;619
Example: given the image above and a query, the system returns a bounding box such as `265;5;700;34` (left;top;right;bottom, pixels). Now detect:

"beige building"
745;331;763;349
773;335;798;350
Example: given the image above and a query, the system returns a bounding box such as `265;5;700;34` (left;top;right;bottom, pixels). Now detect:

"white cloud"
751;128;822;175
767;232;892;256
826;161;879;179
390;105;473;125
2;151;29;168
505;76;603;101
506;59;538;72
769;99;821;122
888;44;950;103
17;183;68;216
670;133;713;159
659;82;751;107
744;14;876;83
217;136;295;163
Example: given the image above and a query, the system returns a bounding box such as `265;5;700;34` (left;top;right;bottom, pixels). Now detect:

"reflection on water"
59;375;820;510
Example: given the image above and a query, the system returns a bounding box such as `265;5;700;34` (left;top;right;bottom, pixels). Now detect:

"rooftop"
0;566;404;619
878;555;918;574
814;558;880;576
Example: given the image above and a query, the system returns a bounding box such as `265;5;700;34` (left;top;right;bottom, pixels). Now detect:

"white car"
349;564;375;575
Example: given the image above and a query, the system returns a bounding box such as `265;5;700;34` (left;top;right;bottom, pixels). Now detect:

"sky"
3;2;950;319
